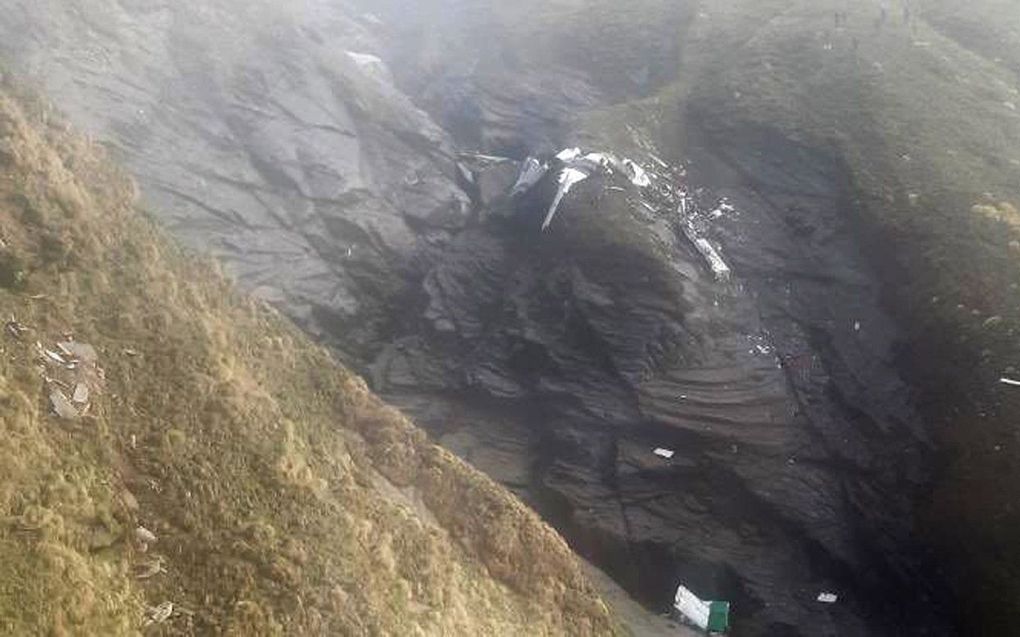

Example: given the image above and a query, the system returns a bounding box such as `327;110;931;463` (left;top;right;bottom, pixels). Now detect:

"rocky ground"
4;0;1020;634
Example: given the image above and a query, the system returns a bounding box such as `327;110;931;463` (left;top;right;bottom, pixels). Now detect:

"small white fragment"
135;526;158;546
556;147;582;162
1000;377;1020;387
653;448;675;459
44;349;66;365
854;321;861;332
817;592;838;604
72;383;90;404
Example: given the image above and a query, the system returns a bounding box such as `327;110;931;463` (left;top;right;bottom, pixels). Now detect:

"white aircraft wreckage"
507;147;733;282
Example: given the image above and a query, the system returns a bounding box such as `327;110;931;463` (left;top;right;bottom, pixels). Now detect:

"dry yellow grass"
0;79;617;635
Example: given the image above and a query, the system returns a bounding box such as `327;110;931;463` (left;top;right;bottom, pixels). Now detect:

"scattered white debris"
4;318;27;339
144;601;174;626
44;349;66;365
709;199;737;218
621;158;651;187
653;448;675;459
817;592;838;604
854;321;861;332
63;341;98;364
649;153;670;169
1000;377;1020;387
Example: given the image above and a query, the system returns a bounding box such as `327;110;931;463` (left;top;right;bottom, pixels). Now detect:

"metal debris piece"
1000;377;1020;387
653;448;675;459
542;167;589;231
695;238;732;282
510;156;550;197
817;592;838;603
135;525;158;547
144;601;174;626
621;158;651;187
72;382;90;404
62;341;98;364
44;349;66;365
556;147;582;162
49;388;79;420
674;585;730;632
135;557;167;580
648;153;670;169
122;348;140;357
4;318;27;339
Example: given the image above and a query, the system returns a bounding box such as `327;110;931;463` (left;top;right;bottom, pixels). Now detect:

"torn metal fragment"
542;167;589;231
144;601;174;626
72;382;90;404
135;526;158;546
49;388;79;420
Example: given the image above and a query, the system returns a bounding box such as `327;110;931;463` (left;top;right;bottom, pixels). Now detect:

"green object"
707;601;730;633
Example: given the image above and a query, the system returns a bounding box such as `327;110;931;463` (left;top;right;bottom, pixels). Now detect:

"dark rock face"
0;0;468;362
0;1;952;635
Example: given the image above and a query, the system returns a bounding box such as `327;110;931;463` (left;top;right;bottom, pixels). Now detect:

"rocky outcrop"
0;0;469;362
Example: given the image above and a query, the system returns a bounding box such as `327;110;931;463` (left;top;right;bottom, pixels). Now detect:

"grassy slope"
0;80;617;635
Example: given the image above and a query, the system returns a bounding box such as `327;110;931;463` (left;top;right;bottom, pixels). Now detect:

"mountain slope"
0;81;616;635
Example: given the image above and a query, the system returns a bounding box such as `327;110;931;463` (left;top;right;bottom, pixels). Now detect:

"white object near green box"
674;585;731;633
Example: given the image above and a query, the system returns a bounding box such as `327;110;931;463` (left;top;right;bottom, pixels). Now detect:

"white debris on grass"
72;382;90;404
1000;377;1020;387
49;388;79;420
817;592;838;603
144;601;174;626
653;448;675;459
135;525;158;548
